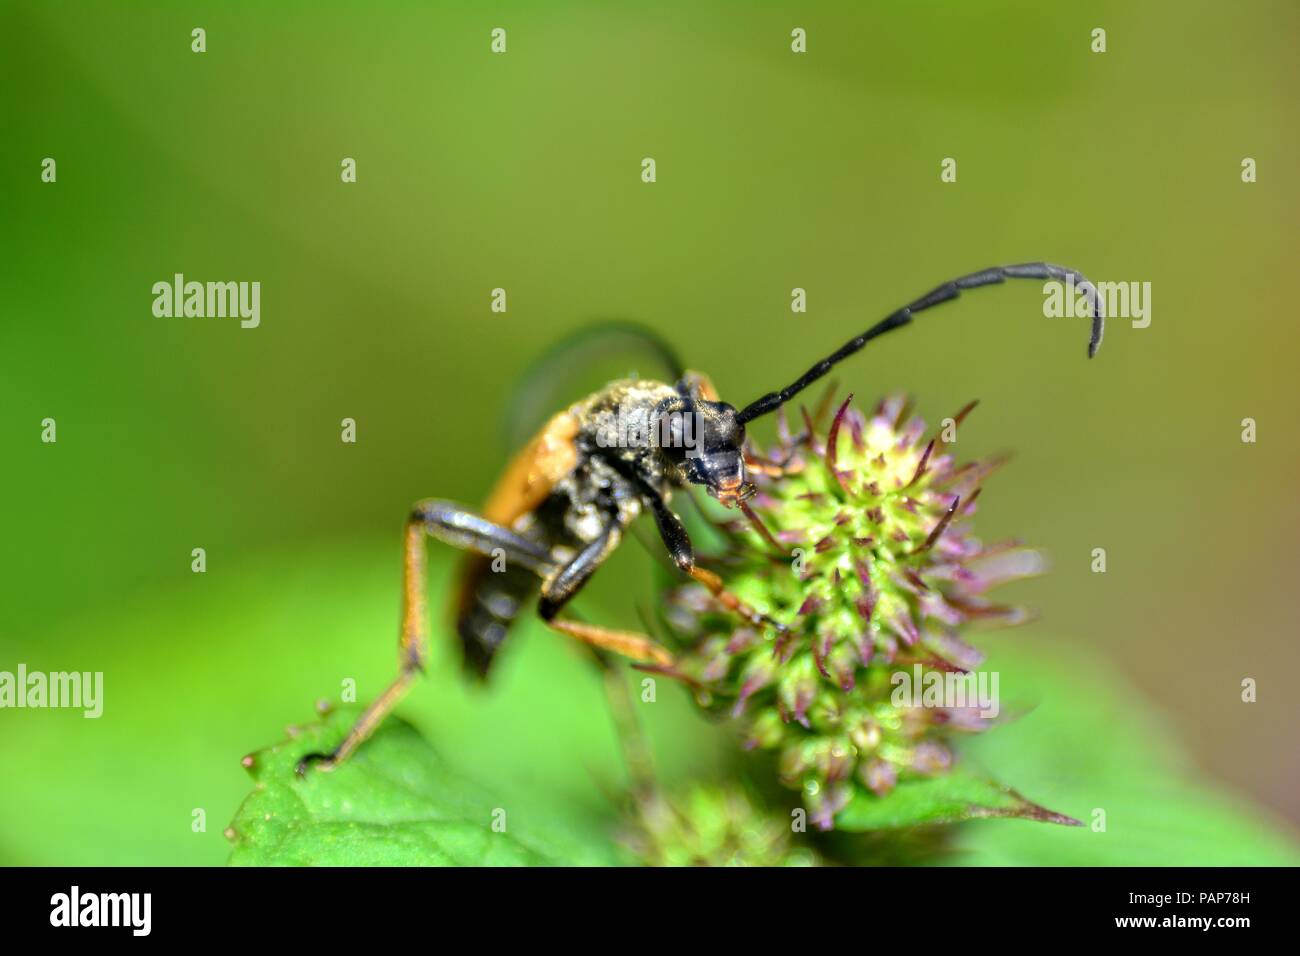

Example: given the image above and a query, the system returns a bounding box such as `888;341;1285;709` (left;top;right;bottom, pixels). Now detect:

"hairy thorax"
512;378;679;560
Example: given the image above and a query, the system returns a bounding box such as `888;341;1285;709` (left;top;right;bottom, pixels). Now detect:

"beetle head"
653;392;755;508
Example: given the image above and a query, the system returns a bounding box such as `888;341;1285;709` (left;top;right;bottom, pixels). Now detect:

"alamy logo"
50;886;151;936
593;406;703;457
152;273;260;328
0;664;103;717
1043;273;1151;329
890;665;999;719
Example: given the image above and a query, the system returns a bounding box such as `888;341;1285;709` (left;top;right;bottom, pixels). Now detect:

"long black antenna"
735;262;1104;425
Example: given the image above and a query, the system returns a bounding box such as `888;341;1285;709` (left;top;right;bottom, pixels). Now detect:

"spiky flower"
662;394;1044;829
621;784;821;867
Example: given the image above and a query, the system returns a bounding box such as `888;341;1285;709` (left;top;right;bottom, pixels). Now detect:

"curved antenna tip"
1079;276;1105;359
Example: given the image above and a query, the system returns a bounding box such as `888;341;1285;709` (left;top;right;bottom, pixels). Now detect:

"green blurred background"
2;1;1297;865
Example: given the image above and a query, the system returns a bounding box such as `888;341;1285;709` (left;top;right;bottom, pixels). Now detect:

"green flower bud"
621;785;821;867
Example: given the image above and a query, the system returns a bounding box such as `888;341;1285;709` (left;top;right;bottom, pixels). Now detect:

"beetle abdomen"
455;559;539;678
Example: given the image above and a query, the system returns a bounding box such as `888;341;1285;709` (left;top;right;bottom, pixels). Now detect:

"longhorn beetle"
298;262;1104;774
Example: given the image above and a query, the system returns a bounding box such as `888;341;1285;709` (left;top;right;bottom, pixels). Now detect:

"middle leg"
539;522;673;666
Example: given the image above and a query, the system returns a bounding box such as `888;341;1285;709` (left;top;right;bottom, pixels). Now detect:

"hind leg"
297;500;556;775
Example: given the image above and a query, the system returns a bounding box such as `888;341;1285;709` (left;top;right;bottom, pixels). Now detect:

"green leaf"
830;638;1300;866
226;707;623;866
945;639;1300;866
836;771;1080;831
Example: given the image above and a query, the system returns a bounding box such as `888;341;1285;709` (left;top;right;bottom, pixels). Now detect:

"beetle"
298;261;1103;773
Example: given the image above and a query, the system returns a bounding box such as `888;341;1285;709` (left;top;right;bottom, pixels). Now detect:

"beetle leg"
408;499;557;576
685;565;788;636
643;487;789;636
545;618;672;665
297;500;557;775
743;449;804;477
539;525;673;665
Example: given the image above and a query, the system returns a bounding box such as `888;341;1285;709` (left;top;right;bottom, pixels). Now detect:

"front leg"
743;448;805;478
643;487;788;636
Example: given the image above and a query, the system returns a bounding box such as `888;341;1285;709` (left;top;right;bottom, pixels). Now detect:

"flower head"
664;394;1043;829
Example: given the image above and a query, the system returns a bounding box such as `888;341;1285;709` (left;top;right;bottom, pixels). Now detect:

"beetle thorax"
573;378;679;482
